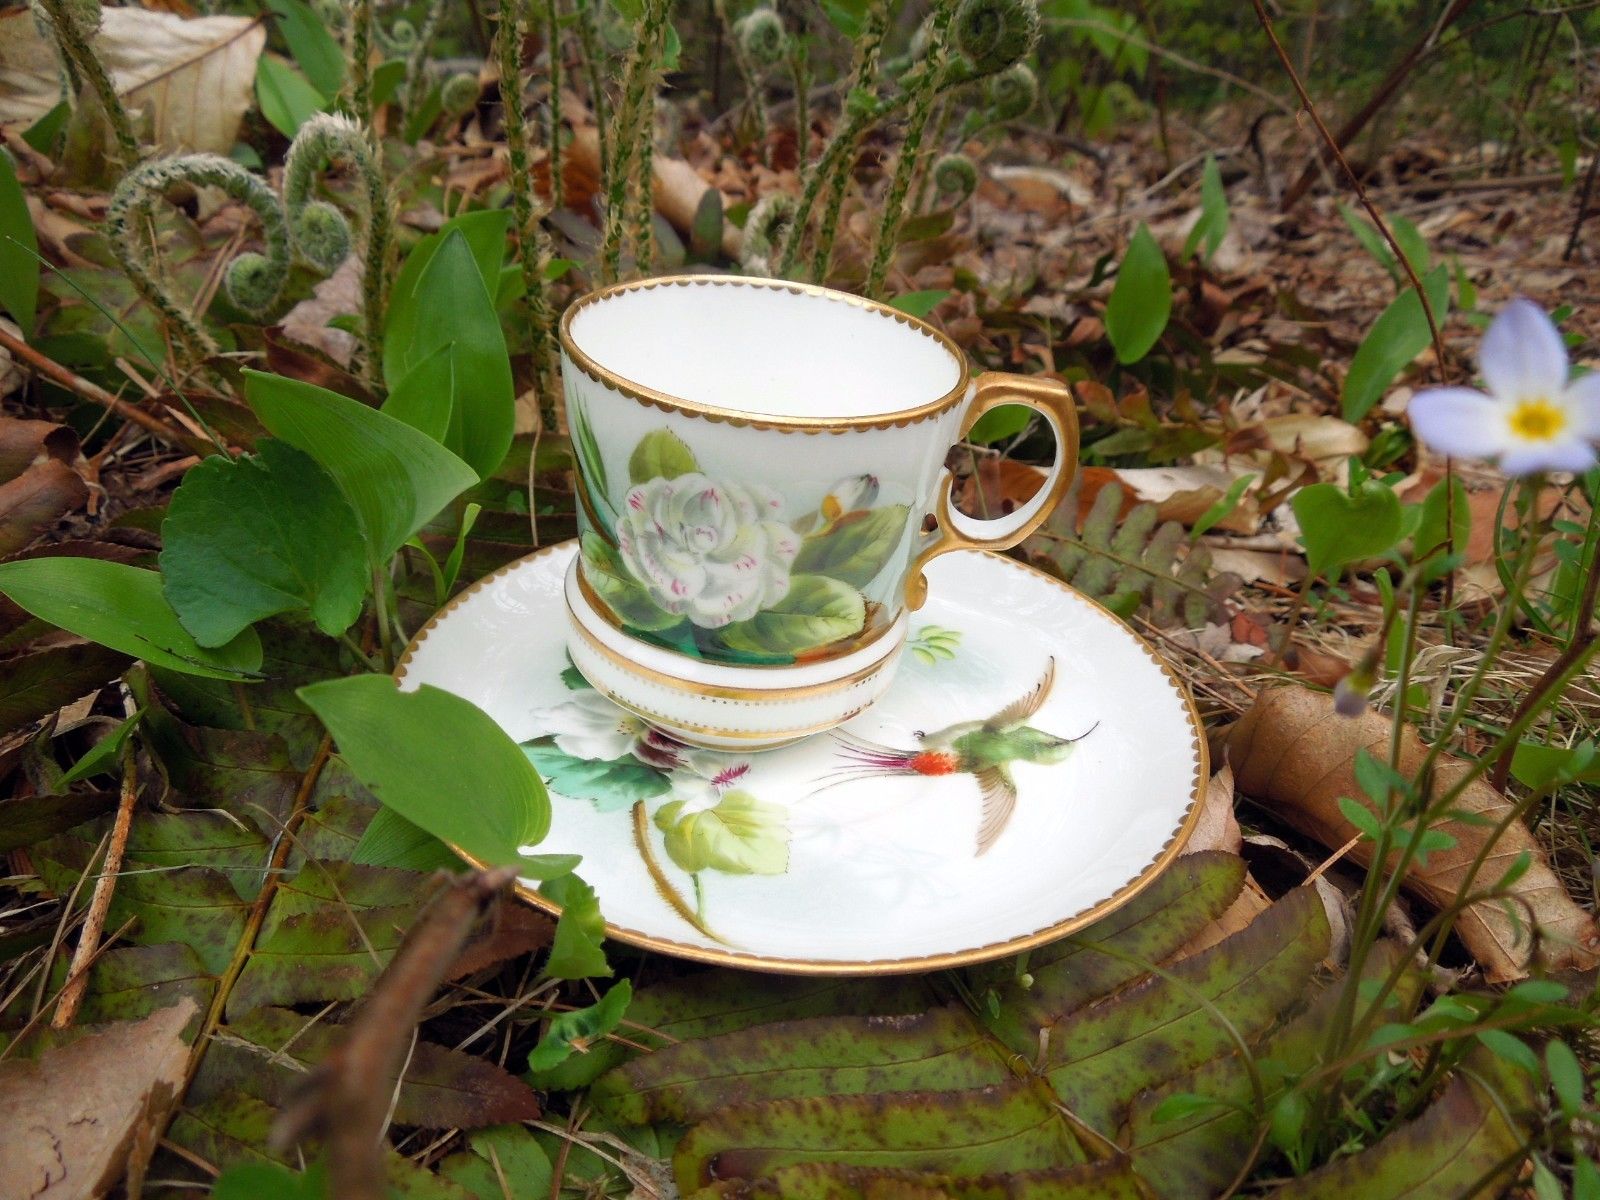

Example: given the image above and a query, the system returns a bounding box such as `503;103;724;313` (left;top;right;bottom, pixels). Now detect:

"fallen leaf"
0;9;267;156
1186;765;1242;856
1227;684;1600;982
446;901;554;980
1257;413;1369;471
0;998;196;1199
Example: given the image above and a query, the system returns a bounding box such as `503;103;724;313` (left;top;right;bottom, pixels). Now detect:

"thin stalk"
499;0;560;426
351;0;375;132
599;0;670;282
36;0;139;166
633;100;656;270
546;0;565;211
790;36;810;164
576;0;610;181
911;96;954;211
809;148;857;283
719;0;769;162
372;567;394;671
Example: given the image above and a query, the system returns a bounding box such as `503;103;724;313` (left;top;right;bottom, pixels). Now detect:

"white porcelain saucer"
397;541;1206;974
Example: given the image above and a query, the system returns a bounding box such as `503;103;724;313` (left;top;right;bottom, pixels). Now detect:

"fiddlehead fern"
282;112;390;382
107;155;289;358
986;61;1037;121
738;192;797;276
731;6;785;162
949;0;1039;82
930;151;978;200
33;0;139;166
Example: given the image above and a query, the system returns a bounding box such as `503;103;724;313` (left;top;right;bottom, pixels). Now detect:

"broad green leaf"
1271;1054;1534;1199
627;428;699;485
0;559;262;680
352;803;463;872
792;505;911;589
579;531;685;632
265;0;345;96
1105;223;1171;364
385;229;515;477
1337;794;1383;840
722;1161;1144;1199
22;102;70;155
591;1004;1009;1125
1292;480;1405;577
1341;264;1450;421
689;187;724;261
673;1080;1084;1192
254;55;326;138
160;440;369;646
539;872;611;980
522;738;672;811
967;403;1033;445
1476;1028;1539;1075
382;341;456;443
1414;473;1469;562
1339;202;1399;278
384;212;510;382
528;980;634;1071
214;1162;326;1200
889;289;949;319
59;707;144;785
245;370;478;565
299;676;551;868
715;575;866;658
0;147;39;331
0;642;130;737
1509;739;1600;791
0;791;119;852
1546;1034;1587;1119
1182;154;1228;263
819;0;867;35
72;943;216;1028
439;1126;554;1200
655;790;789;875
1043;887;1328;1130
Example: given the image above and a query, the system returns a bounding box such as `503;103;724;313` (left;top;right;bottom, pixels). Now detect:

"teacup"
558;275;1078;750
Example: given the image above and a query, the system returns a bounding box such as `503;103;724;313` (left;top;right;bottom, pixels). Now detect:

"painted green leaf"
792;505;910;589
439;1126;554;1200
0;559;263;680
0;642;131;737
655;790;790;875
1105;223;1172;365
539;871;611;980
245;370;478;565
383;229;515;478
1042;887;1329;1132
0;147;40;331
527;980;634;1072
265;0;345;96
160;440;369;646
673;1080;1085;1192
298;676;551;867
628;428;699;485
715;575;865;657
382;340;456;443
220;1004;540;1127
592;1004;1010;1126
522;737;672;811
579;530;684;632
1342;263;1450;421
385;212;510;379
254;55;326;138
1292;480;1405;578
1271;1053;1534;1199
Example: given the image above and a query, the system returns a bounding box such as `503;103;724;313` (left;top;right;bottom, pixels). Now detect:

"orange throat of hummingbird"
909;749;962;776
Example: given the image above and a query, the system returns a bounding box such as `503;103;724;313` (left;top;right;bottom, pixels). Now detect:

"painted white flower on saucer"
1407;299;1600;476
530;689;651;760
616;472;800;628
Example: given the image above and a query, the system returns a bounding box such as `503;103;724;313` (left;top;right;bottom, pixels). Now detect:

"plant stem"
36;0;139;166
373;566;394;670
351;0;375;132
576;0;610;181
790;35;810;164
546;0;565;210
599;0;670;282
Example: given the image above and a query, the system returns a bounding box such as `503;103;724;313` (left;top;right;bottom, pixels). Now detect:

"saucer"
397;540;1206;974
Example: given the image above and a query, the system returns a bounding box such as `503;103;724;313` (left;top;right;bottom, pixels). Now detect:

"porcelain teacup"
559;275;1079;750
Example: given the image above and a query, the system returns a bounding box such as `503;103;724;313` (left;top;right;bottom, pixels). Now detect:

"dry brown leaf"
1175;766;1272;957
0;9;266;155
1110;465;1263;534
1227;684;1600;982
1257;413;1369;475
0;998;196;1199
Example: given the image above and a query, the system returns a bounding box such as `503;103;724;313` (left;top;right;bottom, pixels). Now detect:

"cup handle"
905;370;1080;610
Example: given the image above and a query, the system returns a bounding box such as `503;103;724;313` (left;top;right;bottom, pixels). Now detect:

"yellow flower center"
1508;397;1567;442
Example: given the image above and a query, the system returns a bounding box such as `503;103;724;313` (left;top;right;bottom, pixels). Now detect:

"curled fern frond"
282;112;389;380
951;0;1039;79
739;192;797;275
107;154;289;356
440;72;481;117
735;7;787;66
986;62;1037;121
931;152;978;200
1037;476;1239;627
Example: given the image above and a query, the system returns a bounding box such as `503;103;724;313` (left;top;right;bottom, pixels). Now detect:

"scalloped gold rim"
396;541;1209;976
559;275;971;433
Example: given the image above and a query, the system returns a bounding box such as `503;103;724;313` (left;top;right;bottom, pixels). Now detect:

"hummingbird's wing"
973;764;1019;855
983;657;1057;731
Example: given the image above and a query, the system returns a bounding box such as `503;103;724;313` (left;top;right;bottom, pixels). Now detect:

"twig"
272;866;520;1200
1565;146;1600;260
0;324;212;457
52;739;140;1029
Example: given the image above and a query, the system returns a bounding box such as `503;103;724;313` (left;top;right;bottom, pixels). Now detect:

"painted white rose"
616;472;801;628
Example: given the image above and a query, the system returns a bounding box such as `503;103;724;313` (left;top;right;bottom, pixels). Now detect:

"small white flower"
616;472;800;628
1407;299;1600;476
529;690;651;760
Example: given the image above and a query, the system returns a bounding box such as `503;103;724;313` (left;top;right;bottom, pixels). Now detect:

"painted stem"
35;0;139;166
499;0;560;427
631;801;725;943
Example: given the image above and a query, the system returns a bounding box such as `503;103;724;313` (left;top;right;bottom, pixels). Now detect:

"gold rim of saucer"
395;540;1210;976
558;275;971;434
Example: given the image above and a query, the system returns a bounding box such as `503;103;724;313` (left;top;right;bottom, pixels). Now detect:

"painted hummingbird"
824;658;1096;855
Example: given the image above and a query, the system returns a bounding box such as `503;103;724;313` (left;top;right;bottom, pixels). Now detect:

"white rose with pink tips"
615;472;801;628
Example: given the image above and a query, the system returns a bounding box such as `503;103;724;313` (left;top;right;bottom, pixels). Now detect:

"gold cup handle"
905;371;1080;610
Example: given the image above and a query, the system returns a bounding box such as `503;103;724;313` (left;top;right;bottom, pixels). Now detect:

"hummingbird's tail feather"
807;731;919;794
